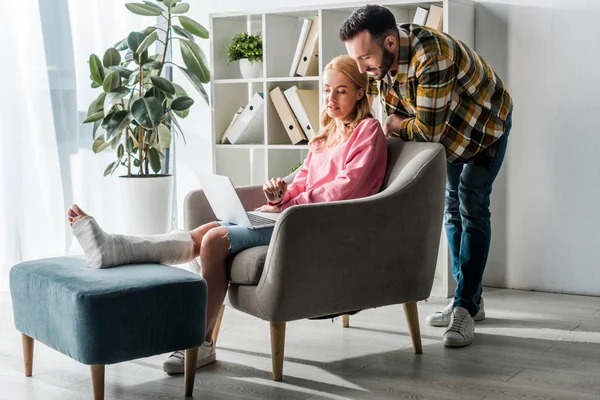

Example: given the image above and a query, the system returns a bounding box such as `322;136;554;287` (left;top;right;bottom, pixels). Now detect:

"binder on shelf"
425;5;443;31
224;92;265;144
296;15;319;77
283;86;319;140
220;106;244;144
269;86;307;144
413;7;429;25
289;18;313;77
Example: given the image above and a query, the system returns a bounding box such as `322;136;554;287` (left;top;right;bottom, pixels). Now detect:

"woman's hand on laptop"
263;178;287;204
255;204;281;213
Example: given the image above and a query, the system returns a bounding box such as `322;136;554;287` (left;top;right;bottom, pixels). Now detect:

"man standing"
341;4;513;347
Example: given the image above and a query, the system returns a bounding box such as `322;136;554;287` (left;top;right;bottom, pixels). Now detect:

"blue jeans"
445;112;512;316
217;222;274;255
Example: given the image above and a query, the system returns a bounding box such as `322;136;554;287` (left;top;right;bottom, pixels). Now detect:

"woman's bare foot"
67;204;88;227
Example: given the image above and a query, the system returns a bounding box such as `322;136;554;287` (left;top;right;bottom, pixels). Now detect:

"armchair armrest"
252;143;446;322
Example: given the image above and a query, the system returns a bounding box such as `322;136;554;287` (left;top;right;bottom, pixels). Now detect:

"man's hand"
255;204;281;213
263;178;287;204
383;114;405;138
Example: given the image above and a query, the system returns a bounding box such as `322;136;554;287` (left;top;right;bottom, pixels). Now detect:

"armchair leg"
90;365;105;400
22;334;34;377
269;322;286;381
342;314;350;328
211;305;226;346
184;348;199;397
402;302;422;354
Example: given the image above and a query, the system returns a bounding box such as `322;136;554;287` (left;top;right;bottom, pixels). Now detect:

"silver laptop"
196;173;280;229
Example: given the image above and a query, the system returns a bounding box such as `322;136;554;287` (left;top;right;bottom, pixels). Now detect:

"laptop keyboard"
247;213;275;226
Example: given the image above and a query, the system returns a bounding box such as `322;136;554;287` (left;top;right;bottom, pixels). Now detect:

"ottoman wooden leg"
90;365;105;400
22;334;34;377
185;348;199;397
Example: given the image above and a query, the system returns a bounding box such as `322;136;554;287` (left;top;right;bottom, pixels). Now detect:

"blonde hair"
310;55;373;150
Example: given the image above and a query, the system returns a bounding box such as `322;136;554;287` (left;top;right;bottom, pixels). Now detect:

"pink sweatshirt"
277;118;388;211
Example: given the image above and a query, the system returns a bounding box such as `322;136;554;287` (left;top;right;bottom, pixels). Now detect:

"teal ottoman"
10;256;207;399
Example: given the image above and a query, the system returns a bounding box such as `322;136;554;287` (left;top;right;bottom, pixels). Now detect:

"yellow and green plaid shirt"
369;24;513;164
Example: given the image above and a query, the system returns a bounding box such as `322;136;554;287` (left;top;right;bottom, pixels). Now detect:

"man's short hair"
339;4;397;42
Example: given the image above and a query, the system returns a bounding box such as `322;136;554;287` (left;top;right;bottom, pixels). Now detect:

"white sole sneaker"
163;343;216;375
426;299;486;327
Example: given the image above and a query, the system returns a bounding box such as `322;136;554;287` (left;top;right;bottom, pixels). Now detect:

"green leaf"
93;136;111;153
180;40;210;83
125;3;163;16
170;2;189;13
89;54;105;85
178;16;208;39
171;96;194;111
128;70;140;85
83;111;104;124
127;31;146;55
126;137;134;153
132;97;164;128
92;120;103;139
102;71;121;92
104;87;130;115
142;0;165;11
87;92;107;117
117;143;125;158
103;48;121;67
145;86;167;106
103;162;116;176
149;147;162;173
150;76;175;94
114;38;128;51
136;30;158;54
101;112;114;128
162;0;177;7
110;66;134;79
172;64;209;104
124;50;134;62
172;82;188;97
157;124;171;150
142;60;162;70
172;25;194;41
143;26;158;36
106;110;133;140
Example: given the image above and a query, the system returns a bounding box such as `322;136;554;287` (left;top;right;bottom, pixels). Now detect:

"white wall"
190;0;600;296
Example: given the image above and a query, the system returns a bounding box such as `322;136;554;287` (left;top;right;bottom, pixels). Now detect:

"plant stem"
121;99;132;176
138;57;144;175
157;10;171;78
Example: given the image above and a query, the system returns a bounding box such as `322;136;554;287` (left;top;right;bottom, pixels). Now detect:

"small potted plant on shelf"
81;0;210;235
227;32;263;79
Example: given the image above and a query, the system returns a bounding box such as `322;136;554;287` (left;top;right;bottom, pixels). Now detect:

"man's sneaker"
162;341;216;375
443;307;474;347
425;298;486;327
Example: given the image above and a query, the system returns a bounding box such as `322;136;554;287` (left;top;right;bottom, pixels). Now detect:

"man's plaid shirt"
369;24;513;164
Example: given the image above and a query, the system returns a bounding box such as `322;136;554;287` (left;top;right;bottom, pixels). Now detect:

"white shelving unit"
208;0;474;298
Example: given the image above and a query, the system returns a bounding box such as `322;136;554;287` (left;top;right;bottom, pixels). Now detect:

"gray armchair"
184;139;446;381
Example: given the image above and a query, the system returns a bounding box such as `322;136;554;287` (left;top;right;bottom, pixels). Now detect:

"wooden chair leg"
269;322;286;381
184;348;199;397
402;302;422;354
90;365;105;400
342;314;350;328
211;304;225;346
22;334;34;377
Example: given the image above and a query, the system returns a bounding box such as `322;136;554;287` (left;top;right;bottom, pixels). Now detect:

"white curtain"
0;1;177;290
0;0;65;291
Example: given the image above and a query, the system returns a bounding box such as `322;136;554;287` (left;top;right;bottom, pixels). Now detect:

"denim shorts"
217;221;274;255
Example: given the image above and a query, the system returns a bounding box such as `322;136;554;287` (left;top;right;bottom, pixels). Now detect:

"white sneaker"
425;298;485;327
443;307;475;347
162;341;216;375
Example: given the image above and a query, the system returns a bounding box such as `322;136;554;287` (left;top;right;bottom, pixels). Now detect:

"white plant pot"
117;175;173;236
239;58;263;79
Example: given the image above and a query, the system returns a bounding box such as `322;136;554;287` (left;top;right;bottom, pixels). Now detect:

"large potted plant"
227;32;263;79
82;0;209;235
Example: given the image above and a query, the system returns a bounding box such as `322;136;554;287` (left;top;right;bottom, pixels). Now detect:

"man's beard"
371;46;395;80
